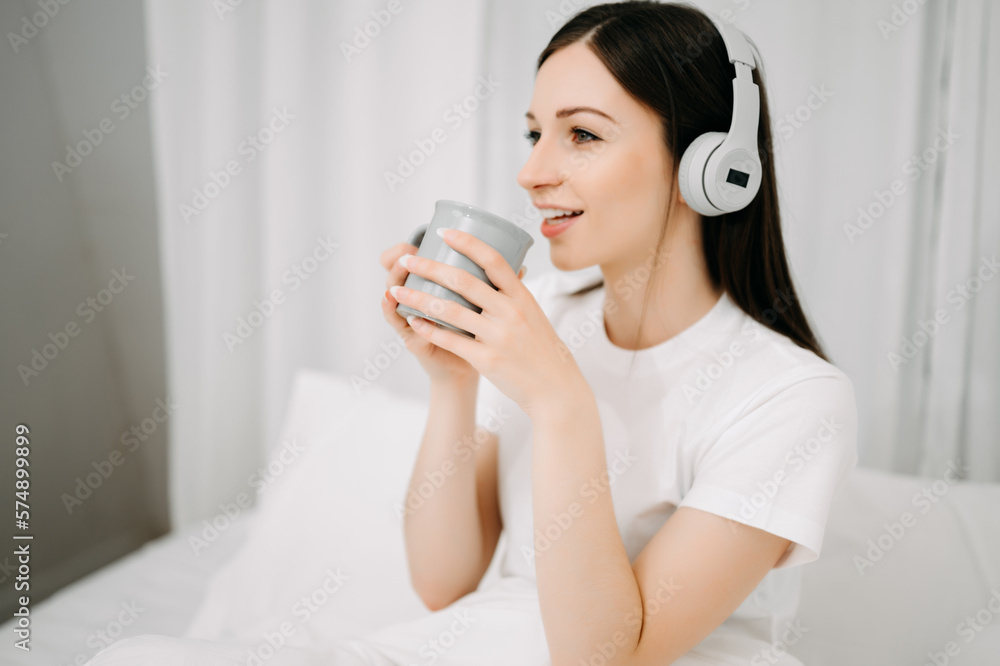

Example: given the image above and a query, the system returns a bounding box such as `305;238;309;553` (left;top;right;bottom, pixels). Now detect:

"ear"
674;170;687;206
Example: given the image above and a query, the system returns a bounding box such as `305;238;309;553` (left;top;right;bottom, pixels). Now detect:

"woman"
88;2;855;664
380;2;855;664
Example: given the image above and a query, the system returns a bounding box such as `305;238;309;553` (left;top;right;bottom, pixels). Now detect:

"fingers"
386;258;409;292
379;242;419;272
379;247;408;310
394;253;498;315
389;282;483;340
381;286;414;335
383;244;420;292
380;242;425;337
439;229;521;295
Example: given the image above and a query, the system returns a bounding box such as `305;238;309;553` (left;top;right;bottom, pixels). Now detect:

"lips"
539;211;582;238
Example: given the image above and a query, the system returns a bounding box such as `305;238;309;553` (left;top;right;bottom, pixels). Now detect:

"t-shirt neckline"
585;286;739;376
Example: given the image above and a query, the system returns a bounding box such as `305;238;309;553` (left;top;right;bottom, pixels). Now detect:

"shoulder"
708;298;854;405
743;332;853;406
682;298;857;444
745;323;855;416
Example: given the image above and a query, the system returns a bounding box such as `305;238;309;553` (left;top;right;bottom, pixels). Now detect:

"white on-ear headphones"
677;16;762;217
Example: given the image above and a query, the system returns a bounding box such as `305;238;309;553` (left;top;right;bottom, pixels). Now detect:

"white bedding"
7;368;1000;665
0;513;250;665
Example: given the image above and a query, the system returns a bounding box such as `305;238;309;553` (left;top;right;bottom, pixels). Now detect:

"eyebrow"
524;106;621;126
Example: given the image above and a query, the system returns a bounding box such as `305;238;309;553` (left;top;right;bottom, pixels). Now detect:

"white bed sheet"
0;513;251;666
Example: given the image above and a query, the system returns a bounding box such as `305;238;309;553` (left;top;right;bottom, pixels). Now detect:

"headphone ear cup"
678;132;727;217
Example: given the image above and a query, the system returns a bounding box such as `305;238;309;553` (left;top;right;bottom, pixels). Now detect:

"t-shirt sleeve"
678;369;859;568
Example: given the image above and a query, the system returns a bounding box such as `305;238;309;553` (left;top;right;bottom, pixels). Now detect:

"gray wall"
0;0;168;615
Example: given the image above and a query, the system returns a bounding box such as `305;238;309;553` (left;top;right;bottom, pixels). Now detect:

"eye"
572;128;600;143
522;128;602;147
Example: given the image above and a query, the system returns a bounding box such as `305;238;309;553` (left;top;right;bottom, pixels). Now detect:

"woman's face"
518;41;675;276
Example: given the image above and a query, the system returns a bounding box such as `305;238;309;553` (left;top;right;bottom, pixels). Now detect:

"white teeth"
539;208;583;219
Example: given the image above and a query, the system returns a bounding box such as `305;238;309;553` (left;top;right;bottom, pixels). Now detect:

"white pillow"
791;465;1000;665
185;369;451;646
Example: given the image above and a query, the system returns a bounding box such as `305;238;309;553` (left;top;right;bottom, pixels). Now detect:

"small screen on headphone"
726;169;750;188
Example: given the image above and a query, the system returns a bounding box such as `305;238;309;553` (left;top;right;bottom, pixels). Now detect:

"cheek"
573;146;628;204
594;146;663;215
585;147;670;253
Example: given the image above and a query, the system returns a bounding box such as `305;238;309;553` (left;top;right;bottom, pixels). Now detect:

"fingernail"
389;285;404;300
398;253;412;269
436;227;449;240
382;290;389;304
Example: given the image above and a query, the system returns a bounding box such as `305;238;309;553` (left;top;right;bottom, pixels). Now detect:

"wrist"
526;375;595;427
430;373;479;397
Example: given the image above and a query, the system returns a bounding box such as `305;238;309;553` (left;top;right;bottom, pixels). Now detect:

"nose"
517;136;565;194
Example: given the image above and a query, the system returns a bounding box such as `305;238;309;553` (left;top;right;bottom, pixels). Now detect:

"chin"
549;249;583;273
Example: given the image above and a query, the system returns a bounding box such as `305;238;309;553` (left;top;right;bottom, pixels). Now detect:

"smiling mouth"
543;211;583;224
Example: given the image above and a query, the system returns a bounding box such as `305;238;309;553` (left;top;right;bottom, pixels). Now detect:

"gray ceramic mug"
396;200;534;339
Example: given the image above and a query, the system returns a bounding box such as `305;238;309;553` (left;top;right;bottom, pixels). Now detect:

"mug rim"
435;199;534;248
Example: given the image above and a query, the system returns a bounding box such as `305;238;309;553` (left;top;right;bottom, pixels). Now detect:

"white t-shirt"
475;267;858;664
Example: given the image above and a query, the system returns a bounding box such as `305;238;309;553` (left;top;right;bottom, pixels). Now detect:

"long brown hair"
536;1;829;363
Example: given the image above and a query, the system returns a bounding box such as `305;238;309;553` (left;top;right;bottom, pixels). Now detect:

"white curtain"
143;0;999;529
913;0;999;481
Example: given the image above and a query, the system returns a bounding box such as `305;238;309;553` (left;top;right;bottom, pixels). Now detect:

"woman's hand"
379;239;526;385
388;228;583;418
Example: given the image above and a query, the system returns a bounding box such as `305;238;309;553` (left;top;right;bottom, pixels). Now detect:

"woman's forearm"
402;375;492;610
529;384;643;666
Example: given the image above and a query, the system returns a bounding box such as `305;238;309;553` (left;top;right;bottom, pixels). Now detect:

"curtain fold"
143;0;265;527
919;0;999;481
142;0;1000;528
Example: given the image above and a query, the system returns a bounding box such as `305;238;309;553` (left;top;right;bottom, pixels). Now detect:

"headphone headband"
710;15;757;69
